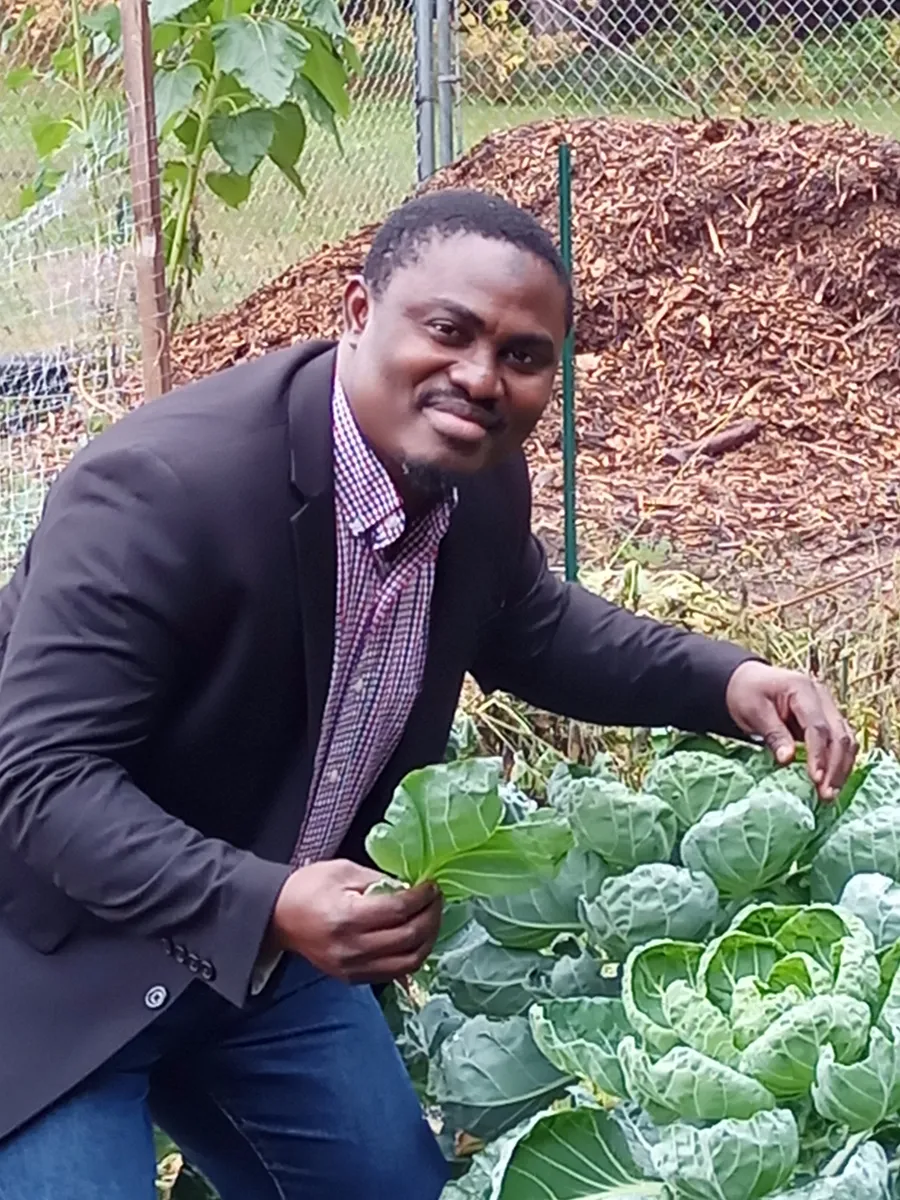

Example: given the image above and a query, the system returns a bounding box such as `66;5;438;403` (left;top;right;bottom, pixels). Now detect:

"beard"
398;459;461;501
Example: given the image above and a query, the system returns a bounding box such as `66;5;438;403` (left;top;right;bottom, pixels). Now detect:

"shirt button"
327;768;340;785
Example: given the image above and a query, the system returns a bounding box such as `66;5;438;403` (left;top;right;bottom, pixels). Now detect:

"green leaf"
623;939;703;1054
494;1107;664;1199
204;169;252;207
618;1037;777;1123
529;997;631;1098
567;778;678;869
812;1026;900;1131
300;28;350;118
432;1014;572;1142
51;45;77;75
643;750;756;830
651;1110;799;1200
211;16;309;108
435;934;551;1018
539;943;622;1000
429;812;573;902
366;759;502;884
154;64;203;136
474;848;607;950
547;755;618;812
269;100;307;179
293;74;342;148
209;107;274;176
698;930;781;1015
738;994;871;1099
681;789;815;899
5;66;35;91
149;0;197;23
209;0;254;16
152;20;183;53
811;806;900;903
30;116;71;159
579;864;718;960
730;978;807;1051
299;0;347;41
766;953;831;997
81;3;121;44
162;159;190;188
840;873;900;951
771;1140;890;1199
662;980;740;1065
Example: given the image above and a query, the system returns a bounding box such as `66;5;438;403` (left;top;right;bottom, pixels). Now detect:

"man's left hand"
725;660;857;802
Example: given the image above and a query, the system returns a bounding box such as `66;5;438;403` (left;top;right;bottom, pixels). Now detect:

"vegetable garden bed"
370;731;900;1198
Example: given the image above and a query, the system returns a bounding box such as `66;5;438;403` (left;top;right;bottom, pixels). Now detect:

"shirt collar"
331;376;457;551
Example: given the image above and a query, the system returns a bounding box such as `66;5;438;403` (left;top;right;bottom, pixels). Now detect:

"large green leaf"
643;750;756;831
567;779;678;869
209;108;274;176
651;1110;799;1200
681;789;815;900
300;28;350;118
494;1107;664;1199
812;1026;900;1130
149;0;196;23
435;934;551;1018
529;997;631;1098
365;759;502;884
840;873;900;951
155;64;203;136
770;1141;890;1199
433;1015;572;1142
811;806;900;903
31;115;71;159
730;978;808;1051
618;1038;777;1123
580;864;718;961
474;848;607;950
299;0;347;40
698;930;781;1015
268;101;307;190
738;994;871;1099
434;813;573;901
538;943;623;1000
211;16;309;108
623;939;703;1054
547;755;618;813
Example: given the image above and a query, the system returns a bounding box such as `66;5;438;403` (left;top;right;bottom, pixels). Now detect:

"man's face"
338;232;569;482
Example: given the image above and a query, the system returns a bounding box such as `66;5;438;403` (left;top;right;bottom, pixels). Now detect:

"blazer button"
144;985;169;1011
173;944;187;965
187;952;200;973
200;961;216;983
161;937;173;956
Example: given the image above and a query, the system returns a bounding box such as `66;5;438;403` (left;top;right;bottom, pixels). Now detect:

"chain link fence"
451;0;900;148
2;0;900;577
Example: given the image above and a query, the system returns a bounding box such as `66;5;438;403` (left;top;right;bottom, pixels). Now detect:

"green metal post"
558;140;578;582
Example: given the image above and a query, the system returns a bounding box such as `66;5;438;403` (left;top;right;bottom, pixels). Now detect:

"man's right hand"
266;859;443;984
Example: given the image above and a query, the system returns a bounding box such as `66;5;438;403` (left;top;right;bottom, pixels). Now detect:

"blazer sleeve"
471;526;760;740
0;445;290;1008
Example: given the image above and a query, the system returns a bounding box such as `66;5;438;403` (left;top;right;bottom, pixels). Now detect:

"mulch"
47;115;900;604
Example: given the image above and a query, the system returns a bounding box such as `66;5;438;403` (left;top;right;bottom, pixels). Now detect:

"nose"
447;347;503;404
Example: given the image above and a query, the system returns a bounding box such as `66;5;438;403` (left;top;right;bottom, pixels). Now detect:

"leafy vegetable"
579;864;719;960
643;749;756;830
529;997;631;1098
435;932;552;1018
566;778;678;869
651;1110;799;1199
365;759;572;900
810;806;900;903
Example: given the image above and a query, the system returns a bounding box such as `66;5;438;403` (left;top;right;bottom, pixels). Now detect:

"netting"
0;1;137;580
452;0;900;149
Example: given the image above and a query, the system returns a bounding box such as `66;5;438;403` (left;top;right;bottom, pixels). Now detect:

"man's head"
337;188;572;496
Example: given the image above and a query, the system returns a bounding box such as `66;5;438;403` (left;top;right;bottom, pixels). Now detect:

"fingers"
337;893;443;982
787;681;858;801
348;880;442;932
756;700;797;768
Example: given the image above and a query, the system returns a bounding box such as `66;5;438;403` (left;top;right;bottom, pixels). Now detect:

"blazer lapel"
287;342;339;751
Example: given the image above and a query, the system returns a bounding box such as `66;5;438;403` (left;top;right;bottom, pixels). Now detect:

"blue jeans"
0;955;449;1199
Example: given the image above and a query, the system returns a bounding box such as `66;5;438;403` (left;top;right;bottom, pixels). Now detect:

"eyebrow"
428;298;557;356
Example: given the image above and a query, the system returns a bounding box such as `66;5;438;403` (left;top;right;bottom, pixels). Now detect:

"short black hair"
362;188;573;329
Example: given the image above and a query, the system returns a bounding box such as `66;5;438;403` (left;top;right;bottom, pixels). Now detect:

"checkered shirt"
290;377;456;865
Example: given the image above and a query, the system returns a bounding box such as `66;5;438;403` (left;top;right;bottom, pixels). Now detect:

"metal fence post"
436;0;456;167
414;0;436;181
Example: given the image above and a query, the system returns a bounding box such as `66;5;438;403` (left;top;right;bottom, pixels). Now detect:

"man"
0;189;854;1198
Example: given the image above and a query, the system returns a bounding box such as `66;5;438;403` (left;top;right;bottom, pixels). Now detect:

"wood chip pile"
118;117;900;592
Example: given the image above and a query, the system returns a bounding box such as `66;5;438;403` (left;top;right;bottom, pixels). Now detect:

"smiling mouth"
421;397;505;445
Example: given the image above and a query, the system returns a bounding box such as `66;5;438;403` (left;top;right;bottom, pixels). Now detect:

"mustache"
419;389;506;432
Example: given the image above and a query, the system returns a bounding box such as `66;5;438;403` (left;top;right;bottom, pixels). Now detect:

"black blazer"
0;341;753;1138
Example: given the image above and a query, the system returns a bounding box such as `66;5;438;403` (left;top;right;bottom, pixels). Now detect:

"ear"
342;275;371;342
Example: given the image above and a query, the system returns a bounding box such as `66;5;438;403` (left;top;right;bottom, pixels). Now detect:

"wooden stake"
120;0;172;399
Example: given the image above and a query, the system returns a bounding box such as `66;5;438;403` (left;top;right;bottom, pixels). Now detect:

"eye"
503;346;539;371
427;319;461;342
